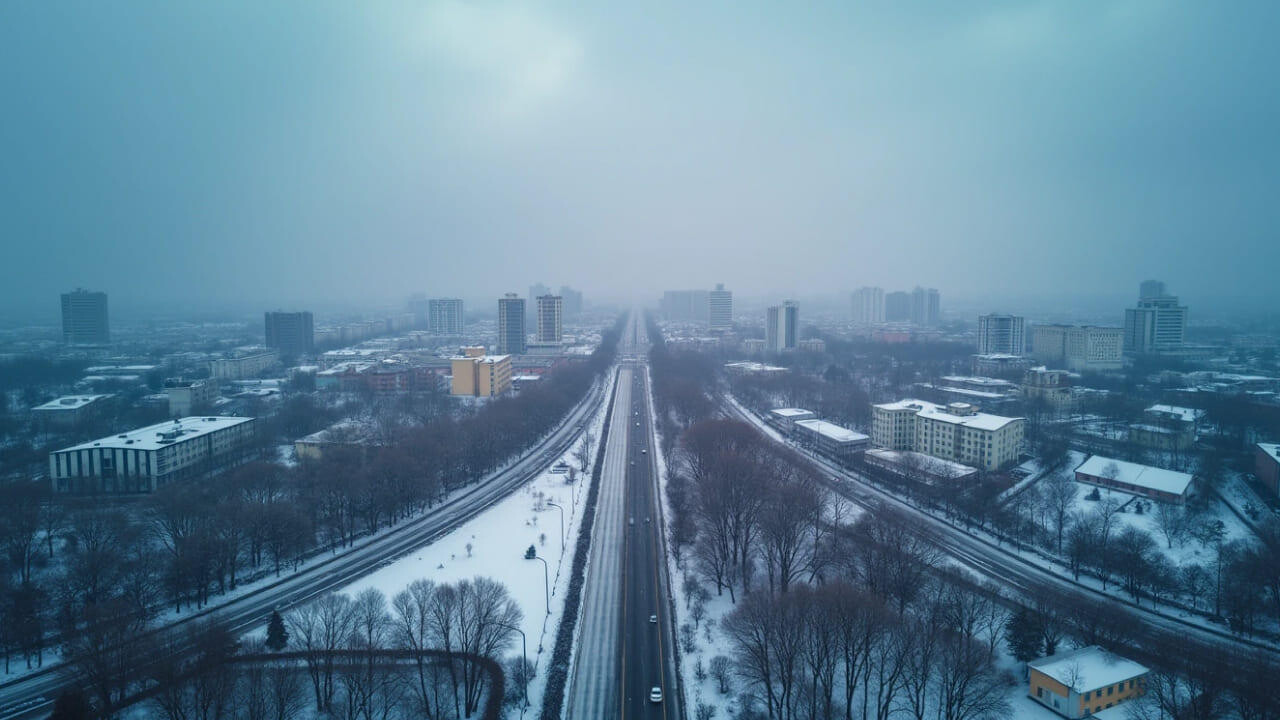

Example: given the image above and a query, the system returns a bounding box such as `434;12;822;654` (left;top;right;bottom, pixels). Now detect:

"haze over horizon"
3;1;1278;322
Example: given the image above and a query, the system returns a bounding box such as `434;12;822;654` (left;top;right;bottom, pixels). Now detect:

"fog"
2;1;1278;321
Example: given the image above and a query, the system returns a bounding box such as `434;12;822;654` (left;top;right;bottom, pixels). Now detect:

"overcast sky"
2;1;1277;321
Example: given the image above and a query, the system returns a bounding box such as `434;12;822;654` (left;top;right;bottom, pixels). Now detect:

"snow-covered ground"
284;380;614;718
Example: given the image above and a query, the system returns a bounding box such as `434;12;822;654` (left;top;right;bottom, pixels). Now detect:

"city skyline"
3;3;1279;321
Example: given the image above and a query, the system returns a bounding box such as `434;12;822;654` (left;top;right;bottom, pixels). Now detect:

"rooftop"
1075;455;1195;496
865;449;976;479
57;416;254;453
770;408;814;418
877;398;1022;431
33;394;111;411
794;418;869;443
1258;443;1280;465
1028;646;1148;692
1145;404;1203;423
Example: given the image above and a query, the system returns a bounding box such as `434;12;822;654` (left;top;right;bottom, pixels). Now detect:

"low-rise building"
871;399;1025;471
210;350;278;380
164;378;218;417
295;420;379;462
864;448;978;484
49;416;257;494
1074;455;1195;504
741;338;767;354
797;338;826;353
31;394;113;429
970;353;1031;377
1254;443;1280;498
724;361;787;375
793;419;870;460
451;353;512;397
768;408;815;434
1023;368;1074;410
1028;645;1148;719
1129;404;1202;450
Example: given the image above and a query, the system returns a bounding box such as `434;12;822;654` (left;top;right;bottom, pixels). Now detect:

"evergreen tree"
266;609;288;651
1005;606;1044;673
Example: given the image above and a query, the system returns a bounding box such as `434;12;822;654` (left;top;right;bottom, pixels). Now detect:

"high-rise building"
559;286;584;316
408;294;430;328
977;314;1026;355
709;284;733;330
1123;282;1187;353
498;294;526;355
1139;280;1166;299
885;291;911;322
660;289;711;323
264;311;314;356
911;287;941;326
536;295;563;343
61;289;110;345
428;298;465;335
851;287;885;324
1030;325;1123;371
528;283;551;326
766;301;799;352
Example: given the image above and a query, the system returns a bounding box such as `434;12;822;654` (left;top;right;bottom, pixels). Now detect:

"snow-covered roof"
865;449;976;479
57;416;254;453
1259;443;1280;465
770;408;814;418
1074;455;1194;496
940;375;1016;388
32;394;111;411
794;419;868;443
878;398;1022;431
1028;646;1148;692
1145;404;1203;423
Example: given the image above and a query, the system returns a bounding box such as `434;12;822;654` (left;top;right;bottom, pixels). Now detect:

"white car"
649;613;658;624
650;687;663;703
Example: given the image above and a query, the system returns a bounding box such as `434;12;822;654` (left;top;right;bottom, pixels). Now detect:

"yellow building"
1028;646;1148;719
451;353;512;397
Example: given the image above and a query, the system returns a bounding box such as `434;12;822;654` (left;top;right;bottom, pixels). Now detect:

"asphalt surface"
568;314;680;720
0;374;609;720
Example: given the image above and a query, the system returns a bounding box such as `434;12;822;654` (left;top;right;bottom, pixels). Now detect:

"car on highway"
650;687;663;703
641;448;647;454
649;613;657;623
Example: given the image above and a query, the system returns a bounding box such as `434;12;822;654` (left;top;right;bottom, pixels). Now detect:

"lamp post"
494;620;529;710
524;545;550;615
547;502;565;552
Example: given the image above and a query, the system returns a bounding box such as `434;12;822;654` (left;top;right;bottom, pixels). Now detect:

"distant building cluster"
853;286;940;326
661;284;734;331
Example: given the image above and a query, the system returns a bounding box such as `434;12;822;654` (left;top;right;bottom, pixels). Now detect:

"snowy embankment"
244;376;614;718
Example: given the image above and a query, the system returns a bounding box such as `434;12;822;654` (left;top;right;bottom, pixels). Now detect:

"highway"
718;395;1280;667
568;313;680;720
0;370;611;720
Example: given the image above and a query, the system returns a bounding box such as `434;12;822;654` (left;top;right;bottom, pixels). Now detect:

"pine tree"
1004;606;1044;674
266;609;288;651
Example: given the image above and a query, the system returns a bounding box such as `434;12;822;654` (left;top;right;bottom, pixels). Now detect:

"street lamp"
524;545;550;615
494;620;529;710
547;502;565;552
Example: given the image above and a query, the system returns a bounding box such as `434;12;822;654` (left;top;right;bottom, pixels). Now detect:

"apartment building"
498;294;526;355
851;286;885;324
451;352;512;398
536;295;563;343
428;298;465;335
264;311;315;355
210;350;278;380
872;399;1024;471
709;284;733;330
766;301;799;352
1028;646;1148;719
61;289;110;345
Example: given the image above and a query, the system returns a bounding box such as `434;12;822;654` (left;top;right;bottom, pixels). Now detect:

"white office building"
1030;324;1123;371
536;295;563;343
977;314;1026;356
1124;281;1187;352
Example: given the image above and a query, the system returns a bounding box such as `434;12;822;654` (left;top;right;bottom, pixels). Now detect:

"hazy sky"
2;1;1278;320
